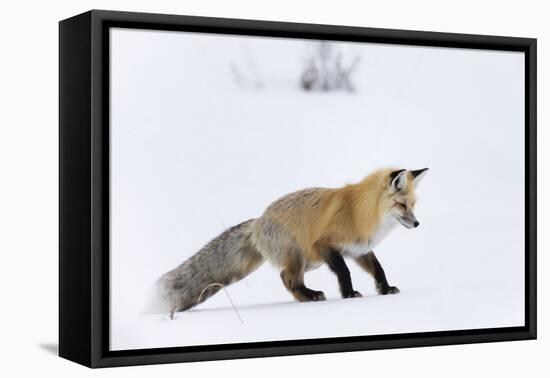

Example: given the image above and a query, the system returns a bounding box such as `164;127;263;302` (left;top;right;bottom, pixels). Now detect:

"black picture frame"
59;9;537;368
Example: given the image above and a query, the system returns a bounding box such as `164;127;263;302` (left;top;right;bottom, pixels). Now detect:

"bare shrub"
301;41;361;92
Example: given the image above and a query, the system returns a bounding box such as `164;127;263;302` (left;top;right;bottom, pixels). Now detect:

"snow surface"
109;28;525;350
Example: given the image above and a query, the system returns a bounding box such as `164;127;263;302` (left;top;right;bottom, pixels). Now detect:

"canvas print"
109;28;525;351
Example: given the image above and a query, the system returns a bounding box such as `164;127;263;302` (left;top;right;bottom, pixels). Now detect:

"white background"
0;0;547;377
109;28;525;350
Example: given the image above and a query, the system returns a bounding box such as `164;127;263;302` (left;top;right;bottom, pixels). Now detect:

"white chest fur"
340;214;398;257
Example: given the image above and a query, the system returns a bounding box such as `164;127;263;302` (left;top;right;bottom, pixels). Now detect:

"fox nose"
413;221;420;228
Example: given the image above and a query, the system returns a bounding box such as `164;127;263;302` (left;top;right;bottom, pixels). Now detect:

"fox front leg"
324;249;362;298
354;251;400;295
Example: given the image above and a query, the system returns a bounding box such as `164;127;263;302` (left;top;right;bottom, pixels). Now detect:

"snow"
109;28;525;350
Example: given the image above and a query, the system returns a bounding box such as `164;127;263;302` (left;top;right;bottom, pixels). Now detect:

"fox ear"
410;168;429;188
389;169;407;193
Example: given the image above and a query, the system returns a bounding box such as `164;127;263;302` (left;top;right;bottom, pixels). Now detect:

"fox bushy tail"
155;219;264;315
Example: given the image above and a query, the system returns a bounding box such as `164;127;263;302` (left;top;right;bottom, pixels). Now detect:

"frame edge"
59;11;94;368
526;38;537;339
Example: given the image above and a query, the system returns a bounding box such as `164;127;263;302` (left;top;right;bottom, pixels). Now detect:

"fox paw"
303;290;326;302
311;290;327;301
343;290;362;298
377;285;400;295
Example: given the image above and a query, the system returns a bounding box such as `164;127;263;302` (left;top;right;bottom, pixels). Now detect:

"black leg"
325;249;362;298
354;251;399;295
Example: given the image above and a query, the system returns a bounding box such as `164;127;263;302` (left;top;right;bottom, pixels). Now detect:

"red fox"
157;168;428;315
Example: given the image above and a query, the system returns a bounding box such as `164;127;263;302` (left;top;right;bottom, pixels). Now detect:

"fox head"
385;168;429;229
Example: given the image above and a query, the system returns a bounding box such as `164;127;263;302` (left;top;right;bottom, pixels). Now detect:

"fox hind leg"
280;251;326;302
280;268;326;302
354;251;399;295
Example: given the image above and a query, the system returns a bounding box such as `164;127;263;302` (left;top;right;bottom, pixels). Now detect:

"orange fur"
265;168;417;264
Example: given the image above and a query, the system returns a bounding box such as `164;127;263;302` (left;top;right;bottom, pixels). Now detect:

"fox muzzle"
396;213;419;229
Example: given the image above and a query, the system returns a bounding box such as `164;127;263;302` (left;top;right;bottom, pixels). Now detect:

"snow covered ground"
109;28;525;350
